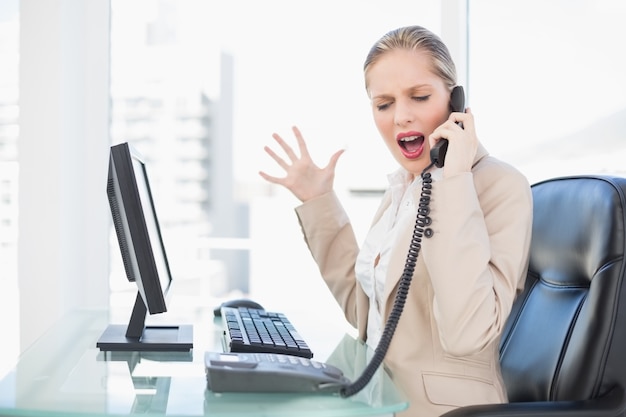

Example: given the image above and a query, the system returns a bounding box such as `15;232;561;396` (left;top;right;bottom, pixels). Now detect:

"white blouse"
355;167;442;349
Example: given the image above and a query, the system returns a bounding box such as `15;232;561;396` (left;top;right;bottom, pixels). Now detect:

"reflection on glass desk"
0;310;408;416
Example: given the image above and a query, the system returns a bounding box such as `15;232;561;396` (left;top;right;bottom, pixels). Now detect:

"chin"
400;159;428;176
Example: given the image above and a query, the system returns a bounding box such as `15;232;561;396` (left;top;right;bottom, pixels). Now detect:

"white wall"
18;0;111;351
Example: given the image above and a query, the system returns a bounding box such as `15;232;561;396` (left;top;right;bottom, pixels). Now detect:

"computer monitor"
97;142;193;352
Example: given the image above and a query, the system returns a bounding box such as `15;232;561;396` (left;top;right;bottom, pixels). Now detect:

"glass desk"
0;310;407;416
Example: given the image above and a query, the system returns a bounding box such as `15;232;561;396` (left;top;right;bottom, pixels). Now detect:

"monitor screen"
97;142;193;352
108;143;171;313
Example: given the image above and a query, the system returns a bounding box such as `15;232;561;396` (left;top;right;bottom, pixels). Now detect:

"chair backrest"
499;175;626;403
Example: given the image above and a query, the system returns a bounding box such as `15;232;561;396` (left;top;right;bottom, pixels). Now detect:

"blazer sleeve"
424;158;533;357
294;191;362;327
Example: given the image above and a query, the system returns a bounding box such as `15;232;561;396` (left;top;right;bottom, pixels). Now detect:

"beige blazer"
295;144;533;417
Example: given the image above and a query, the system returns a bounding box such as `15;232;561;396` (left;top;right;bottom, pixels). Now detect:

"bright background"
1;0;626;376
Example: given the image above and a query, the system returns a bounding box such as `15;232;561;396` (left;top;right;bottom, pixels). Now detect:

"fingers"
261;125;345;177
268;125;312;163
259;127;308;186
448;107;474;132
271;132;299;163
259;126;345;201
461;107;475;133
430;108;475;142
263;144;290;171
429;121;463;144
292;126;311;159
258;170;285;185
327;149;345;170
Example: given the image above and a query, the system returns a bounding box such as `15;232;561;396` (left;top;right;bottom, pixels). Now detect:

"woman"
259;25;532;416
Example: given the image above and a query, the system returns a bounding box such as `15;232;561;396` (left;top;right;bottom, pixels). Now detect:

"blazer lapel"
380;143;490;309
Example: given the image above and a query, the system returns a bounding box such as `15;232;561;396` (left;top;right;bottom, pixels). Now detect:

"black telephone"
430;85;466;168
204;88;466;398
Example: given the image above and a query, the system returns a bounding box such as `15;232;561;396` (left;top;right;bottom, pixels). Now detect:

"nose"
394;99;414;126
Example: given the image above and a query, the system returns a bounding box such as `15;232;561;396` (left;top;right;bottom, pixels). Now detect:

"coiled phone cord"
340;164;435;398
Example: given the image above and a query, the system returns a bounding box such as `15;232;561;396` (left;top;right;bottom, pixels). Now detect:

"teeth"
399;135;420;142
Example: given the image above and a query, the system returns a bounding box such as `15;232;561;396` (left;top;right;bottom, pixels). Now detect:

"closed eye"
413;95;430;102
376;102;391;111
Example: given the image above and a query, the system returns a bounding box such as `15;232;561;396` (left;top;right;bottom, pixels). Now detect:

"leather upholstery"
442;175;626;416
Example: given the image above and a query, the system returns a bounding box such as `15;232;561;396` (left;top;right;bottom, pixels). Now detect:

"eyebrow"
370;84;434;101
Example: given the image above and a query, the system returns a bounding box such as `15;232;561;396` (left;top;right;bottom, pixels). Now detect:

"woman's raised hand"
259;126;344;202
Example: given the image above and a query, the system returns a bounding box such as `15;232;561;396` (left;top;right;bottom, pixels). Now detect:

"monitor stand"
97;292;193;352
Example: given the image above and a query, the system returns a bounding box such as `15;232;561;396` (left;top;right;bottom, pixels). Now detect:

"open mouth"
397;135;425;158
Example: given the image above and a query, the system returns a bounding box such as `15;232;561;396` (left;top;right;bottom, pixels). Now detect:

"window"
109;1;443;315
468;0;626;184
0;0;19;377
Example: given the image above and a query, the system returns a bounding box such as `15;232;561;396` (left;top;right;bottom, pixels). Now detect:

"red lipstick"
396;131;425;159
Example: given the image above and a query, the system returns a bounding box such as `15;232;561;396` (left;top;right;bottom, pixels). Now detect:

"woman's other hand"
429;107;479;178
259;126;345;202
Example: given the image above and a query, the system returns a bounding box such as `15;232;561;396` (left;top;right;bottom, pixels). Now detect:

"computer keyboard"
220;306;313;359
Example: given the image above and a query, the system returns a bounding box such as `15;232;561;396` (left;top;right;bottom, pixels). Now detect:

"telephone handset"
430;85;466;168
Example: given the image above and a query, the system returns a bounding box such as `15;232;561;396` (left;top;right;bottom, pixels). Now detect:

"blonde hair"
364;25;457;92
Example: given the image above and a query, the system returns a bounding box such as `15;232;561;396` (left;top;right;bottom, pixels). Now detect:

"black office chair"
443;175;626;417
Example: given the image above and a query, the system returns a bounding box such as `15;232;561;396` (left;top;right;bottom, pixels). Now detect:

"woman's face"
366;48;450;177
